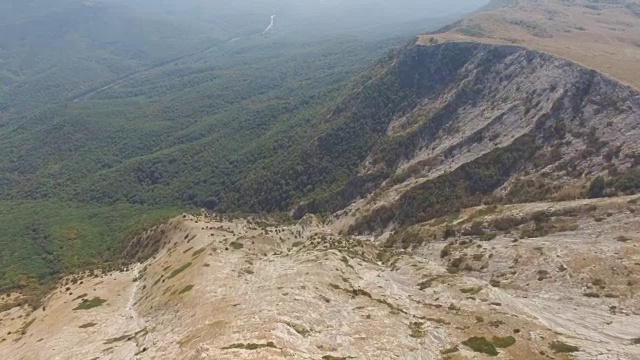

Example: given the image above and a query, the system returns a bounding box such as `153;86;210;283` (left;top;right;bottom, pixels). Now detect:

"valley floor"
1;196;640;359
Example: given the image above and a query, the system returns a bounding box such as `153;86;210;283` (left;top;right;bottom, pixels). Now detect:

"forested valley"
0;0;473;301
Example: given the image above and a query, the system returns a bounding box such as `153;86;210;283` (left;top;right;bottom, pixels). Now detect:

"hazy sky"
106;0;489;37
0;0;489;57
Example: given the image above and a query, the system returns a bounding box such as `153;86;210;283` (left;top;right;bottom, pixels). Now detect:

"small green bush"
587;176;606;198
440;244;452;258
615;169;640;194
462;336;498;356
492;336;516;348
221;342;277;350
178;284;194;294
182;247;194;254
481;232;497;241
73;297;107;311
409;322;426;338
168;262;192;279
191;248;206;257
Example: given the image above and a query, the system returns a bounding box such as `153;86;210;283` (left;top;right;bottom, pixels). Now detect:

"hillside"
2;0;640;358
305;40;640;234
0;0;461;302
2;203;640;359
418;0;640;90
2;0;640;299
0;35;410;296
0;0;217;116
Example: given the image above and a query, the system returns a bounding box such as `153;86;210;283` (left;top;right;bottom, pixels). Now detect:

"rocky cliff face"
310;41;640;233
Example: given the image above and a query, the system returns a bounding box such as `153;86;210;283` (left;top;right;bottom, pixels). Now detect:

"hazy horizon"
1;0;489;39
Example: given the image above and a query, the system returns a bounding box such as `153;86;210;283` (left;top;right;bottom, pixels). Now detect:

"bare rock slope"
2;204;640;359
313;40;640;233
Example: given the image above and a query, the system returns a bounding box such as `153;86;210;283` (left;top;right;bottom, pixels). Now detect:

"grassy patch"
221;341;278;350
462;336;498;356
162;286;173;296
178;284;194;294
73;297;107;311
168;262;192;279
79;322;97;328
459;23;486;37
192;248;206;257
549;340;579;353
492;336;516;348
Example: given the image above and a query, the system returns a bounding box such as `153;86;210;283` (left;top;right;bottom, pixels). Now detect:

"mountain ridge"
2;2;640;357
283;40;640;234
419;0;640;91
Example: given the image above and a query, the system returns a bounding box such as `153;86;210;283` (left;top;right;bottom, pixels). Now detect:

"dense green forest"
0;201;179;302
0;0;472;299
0;36;397;297
1;37;400;207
